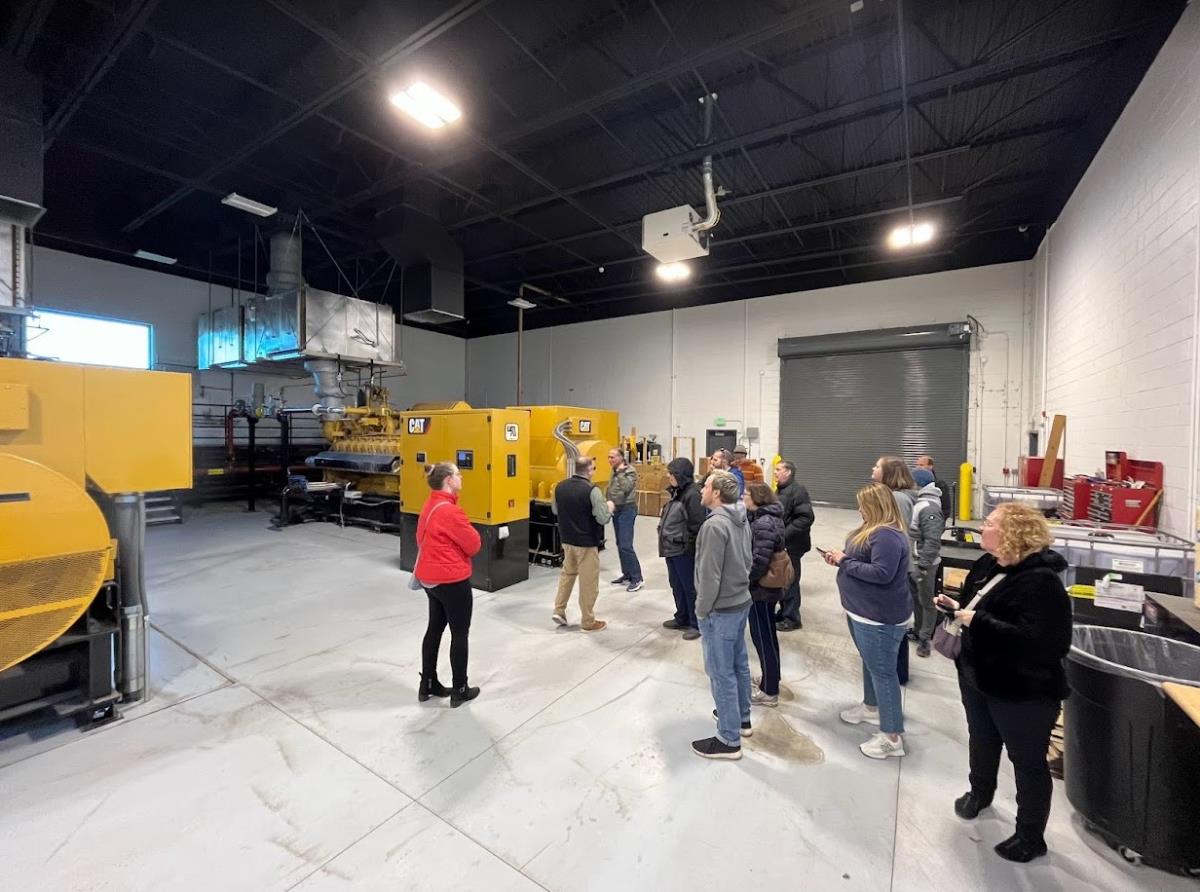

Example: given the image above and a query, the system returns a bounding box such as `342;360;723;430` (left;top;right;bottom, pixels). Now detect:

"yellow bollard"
958;462;974;521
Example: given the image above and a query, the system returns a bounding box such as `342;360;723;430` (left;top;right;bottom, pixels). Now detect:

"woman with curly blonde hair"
934;502;1071;863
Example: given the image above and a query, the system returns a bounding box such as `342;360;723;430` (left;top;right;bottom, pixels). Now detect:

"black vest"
557;475;603;547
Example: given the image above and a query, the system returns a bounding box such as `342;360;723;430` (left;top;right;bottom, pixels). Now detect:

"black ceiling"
3;0;1186;337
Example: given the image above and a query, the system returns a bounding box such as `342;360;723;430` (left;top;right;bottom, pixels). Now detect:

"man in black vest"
551;457;612;631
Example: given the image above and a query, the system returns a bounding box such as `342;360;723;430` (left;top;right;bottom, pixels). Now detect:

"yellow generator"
509;405;619;566
0;358;192;727
397;405;530;591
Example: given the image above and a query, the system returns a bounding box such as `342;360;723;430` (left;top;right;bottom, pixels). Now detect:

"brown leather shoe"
581;620;608;632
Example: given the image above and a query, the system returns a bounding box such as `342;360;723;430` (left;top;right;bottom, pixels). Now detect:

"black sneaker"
691;736;742;760
994;832;1047;863
662;619;683;630
776;619;800;632
610;576;628;585
954;791;993;820
905;629;919;642
916;640;932;658
712;709;752;737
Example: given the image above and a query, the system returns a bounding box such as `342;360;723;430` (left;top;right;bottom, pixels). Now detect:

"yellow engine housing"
509;405;619;501
0;358;192;671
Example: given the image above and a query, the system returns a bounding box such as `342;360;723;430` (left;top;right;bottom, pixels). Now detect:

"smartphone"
815;546;830;557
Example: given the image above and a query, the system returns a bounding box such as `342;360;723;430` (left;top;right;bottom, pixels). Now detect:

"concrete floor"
0;503;1189;891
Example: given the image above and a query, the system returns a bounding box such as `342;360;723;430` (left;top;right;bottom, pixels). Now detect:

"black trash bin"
1065;626;1200;875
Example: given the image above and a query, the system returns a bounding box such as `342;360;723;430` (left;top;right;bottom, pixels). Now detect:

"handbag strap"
964;572;1006;610
417;500;450;550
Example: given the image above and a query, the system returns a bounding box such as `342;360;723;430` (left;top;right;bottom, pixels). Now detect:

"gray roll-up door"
778;325;969;506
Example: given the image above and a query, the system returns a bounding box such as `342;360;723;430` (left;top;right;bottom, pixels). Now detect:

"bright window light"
656;262;691;283
26;309;152;369
389;81;462;129
888;222;936;250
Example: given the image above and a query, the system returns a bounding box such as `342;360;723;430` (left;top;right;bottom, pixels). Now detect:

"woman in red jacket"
415;462;482;707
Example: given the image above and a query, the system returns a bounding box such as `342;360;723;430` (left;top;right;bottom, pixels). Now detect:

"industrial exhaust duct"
377;185;465;325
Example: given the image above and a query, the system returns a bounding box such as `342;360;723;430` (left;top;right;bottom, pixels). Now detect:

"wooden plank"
1039;414;1067;487
1164;682;1200;729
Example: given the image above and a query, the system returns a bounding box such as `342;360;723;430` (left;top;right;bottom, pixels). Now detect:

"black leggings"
960;677;1060;837
422;579;473;687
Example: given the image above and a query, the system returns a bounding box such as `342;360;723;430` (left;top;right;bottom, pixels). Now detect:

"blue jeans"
847;616;907;735
612;504;642;583
775;552;803;624
665;554;698;629
700;607;752;746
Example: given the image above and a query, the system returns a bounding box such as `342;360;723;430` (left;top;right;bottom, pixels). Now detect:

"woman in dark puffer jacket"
744;482;786;707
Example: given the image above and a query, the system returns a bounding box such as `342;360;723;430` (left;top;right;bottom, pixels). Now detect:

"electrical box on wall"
642;205;710;263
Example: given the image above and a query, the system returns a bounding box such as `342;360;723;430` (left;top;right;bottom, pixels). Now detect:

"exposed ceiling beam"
43;0;160;151
451;19;1148;231
321;0;870;218
464;119;1078;266
6;0;57;62
120;0;495;234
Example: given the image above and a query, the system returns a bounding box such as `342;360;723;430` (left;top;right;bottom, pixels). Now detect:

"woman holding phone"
933;503;1071;863
823;482;910;760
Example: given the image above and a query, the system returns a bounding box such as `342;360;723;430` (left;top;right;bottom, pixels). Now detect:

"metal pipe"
690;93;720;234
110;494;149;702
552;420;581;479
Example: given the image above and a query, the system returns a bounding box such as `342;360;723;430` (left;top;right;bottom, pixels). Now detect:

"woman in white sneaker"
823;483;911;759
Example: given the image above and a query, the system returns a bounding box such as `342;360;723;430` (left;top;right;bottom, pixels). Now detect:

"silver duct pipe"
552;420;582;479
305;358;349;419
111;494;149;702
690;93;720;233
266;228;303;296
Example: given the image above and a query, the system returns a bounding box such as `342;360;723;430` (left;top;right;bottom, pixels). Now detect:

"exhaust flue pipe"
552;420;581;479
305;359;349;420
690;93;720;233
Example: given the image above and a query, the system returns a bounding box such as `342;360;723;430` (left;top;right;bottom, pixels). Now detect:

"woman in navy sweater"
824;482;911;760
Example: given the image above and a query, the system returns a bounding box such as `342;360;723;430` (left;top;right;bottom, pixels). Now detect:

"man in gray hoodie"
691;470;754;760
909;468;945;657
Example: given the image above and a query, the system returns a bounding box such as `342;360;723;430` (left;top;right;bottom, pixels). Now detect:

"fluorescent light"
134;249;177;265
221;192;278;217
656;262;691;283
389;81;462;129
508;297;536;310
887;222;936;250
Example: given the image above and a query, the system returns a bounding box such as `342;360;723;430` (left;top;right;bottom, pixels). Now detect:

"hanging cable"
896;0;915;227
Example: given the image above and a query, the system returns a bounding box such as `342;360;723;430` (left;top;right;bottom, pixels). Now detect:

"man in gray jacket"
605;449;643;592
691;470;754;760
909;468;946;657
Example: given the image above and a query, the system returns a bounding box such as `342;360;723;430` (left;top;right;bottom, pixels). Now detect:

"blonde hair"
990;502;1053;564
848;482;905;548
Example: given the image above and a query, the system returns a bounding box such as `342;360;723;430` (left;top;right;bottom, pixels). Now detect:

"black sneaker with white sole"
691;736;742;760
712;709;752;737
626;580;645;593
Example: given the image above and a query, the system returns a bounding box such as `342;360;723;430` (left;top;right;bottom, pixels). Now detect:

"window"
25;309;153;370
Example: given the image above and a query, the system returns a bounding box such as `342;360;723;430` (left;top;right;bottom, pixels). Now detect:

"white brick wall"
469;261;1029;501
1030;3;1200;536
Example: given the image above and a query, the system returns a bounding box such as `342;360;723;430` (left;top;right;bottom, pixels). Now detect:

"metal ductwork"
304;358;350;419
0;58;46;357
378;189;464;325
690;94;720;235
265;228;303;296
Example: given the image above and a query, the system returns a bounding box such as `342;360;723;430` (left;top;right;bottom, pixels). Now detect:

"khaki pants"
555;545;600;626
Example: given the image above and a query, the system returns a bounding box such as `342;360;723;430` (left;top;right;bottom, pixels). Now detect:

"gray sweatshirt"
694;502;752;619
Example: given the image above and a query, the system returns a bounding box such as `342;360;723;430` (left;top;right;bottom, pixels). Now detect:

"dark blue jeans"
665;553;698;629
775;551;803;624
612;504;642;583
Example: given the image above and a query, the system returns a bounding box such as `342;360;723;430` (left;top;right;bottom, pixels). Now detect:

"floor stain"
748;711;824;764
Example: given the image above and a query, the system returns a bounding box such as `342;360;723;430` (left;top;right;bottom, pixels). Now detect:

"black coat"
748;502;786;602
776;478;814;556
957;549;1072;701
658;459;705;557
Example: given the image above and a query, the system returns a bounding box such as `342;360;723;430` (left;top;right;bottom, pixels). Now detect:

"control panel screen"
456;449;474;470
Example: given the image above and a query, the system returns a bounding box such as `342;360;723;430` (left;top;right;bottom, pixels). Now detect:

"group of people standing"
410;446;1073;865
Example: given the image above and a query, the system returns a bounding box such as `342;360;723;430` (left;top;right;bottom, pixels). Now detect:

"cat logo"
407;417;430;435
578;419;592;434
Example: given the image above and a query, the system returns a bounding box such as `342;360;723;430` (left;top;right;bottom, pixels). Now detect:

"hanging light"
888;222;936;250
389;81;462;129
656;262;691;283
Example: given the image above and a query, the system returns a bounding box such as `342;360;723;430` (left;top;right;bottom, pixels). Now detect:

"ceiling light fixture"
389;81;462;129
656;262;691;283
507;297;536;310
133;249;177;265
887;222;936;250
221;192;277;217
